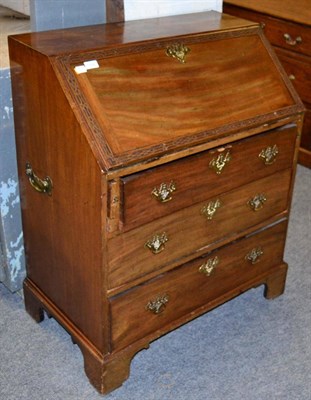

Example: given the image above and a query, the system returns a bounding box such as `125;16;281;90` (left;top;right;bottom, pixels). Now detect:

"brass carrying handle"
283;33;302;46
146;294;169;314
25;162;53;196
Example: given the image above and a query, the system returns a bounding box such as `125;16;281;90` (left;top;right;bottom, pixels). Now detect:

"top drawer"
119;125;296;231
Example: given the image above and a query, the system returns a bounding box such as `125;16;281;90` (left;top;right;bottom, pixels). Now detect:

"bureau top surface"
224;0;311;27
9;11;304;171
10;11;254;56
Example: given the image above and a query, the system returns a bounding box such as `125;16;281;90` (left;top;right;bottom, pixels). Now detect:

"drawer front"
110;221;287;350
276;49;311;104
275;48;311;152
223;5;311;57
108;169;292;289
121;126;296;231
264;17;311;57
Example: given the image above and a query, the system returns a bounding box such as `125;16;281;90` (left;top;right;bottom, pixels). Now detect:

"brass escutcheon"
146;294;169;314
248;194;267;211
166;43;190;64
259;144;279;165
25;162;53;196
199;256;219;276
209;151;231;174
152;181;176;203
145;233;168;254
201;199;221;220
246;247;264;264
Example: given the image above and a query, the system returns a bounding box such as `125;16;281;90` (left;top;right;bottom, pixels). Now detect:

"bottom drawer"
110;221;287;350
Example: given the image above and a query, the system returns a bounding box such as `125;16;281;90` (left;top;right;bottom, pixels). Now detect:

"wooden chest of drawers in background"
9;11;304;394
223;0;311;168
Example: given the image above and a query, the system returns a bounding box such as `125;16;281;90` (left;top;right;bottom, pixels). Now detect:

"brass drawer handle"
283;33;302;46
246;247;264;264
259;144;279;165
209;151;231;174
25;162;53;196
145;233;168;254
152;181;176;203
289;74;296;81
248;193;267;211
201;199;221;220
199;256;219;276
166;43;190;64
146;294;169;314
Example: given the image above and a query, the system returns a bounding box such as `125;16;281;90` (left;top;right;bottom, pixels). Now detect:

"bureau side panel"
9;39;105;352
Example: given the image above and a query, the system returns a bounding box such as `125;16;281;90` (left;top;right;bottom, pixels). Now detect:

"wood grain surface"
108;168;292;290
120;125;297;231
223;1;311;167
224;0;311;26
78;35;295;156
110;221;287;350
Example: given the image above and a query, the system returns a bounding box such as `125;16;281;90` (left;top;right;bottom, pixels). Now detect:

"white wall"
125;0;222;21
0;0;30;15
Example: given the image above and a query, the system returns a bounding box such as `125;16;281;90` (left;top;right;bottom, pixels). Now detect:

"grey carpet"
1;165;310;400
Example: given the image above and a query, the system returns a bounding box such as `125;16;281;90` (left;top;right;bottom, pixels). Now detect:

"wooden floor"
0;6;30;68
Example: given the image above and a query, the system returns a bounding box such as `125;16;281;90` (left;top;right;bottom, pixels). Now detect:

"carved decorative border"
53;26;304;171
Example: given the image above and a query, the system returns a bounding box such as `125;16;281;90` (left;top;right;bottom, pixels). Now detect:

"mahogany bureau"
223;0;311;168
9;11;304;394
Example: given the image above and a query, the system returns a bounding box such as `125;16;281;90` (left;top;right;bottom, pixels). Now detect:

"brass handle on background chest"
199;256;219;276
283;33;302;46
145;233;168;254
247;194;267;211
146;294;169;314
246;247;264;264
201;199;221;220
209;151;231;174
259;145;279;165
25;162;53;196
152;181;176;203
166;43;190;64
